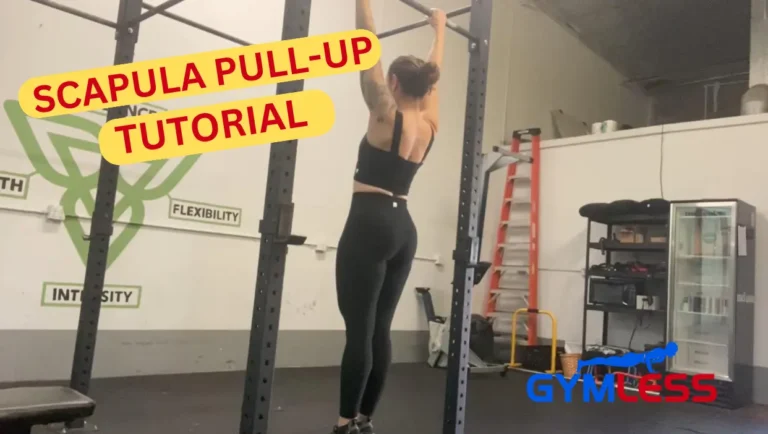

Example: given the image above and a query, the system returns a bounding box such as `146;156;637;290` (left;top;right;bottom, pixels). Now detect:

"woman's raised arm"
420;9;446;133
356;0;396;122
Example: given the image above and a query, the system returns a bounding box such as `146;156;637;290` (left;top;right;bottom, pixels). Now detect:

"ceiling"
529;0;752;91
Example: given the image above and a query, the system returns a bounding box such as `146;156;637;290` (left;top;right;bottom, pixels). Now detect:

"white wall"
502;3;652;136
474;1;652;313
525;112;768;372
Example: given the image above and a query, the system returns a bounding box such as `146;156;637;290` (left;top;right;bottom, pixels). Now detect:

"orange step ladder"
484;128;541;346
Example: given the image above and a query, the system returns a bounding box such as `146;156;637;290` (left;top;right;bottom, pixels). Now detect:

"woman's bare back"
353;110;434;198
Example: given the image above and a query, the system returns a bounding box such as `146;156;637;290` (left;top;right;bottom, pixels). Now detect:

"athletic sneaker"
357;417;374;434
332;420;360;434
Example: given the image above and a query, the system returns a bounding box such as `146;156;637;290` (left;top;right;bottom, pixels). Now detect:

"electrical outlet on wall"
313;239;327;253
46;204;65;222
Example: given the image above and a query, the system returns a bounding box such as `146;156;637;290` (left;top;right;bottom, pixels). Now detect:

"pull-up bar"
140;2;254;46
30;0;118;28
129;0;186;25
399;0;477;42
28;0;254;47
377;5;471;40
32;0;476;51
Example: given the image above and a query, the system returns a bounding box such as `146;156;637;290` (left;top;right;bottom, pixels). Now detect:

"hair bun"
419;62;440;83
416;62;440;95
388;56;441;98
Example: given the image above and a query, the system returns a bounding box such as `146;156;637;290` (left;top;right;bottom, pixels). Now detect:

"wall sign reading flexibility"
169;198;242;227
16;29;381;165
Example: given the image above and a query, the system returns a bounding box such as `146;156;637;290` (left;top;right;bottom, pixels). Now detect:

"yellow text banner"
99;89;335;165
20;29;379;118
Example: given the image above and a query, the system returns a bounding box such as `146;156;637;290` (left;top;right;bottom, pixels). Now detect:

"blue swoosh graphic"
577;342;678;373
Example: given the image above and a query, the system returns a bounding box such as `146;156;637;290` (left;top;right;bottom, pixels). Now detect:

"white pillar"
749;0;768;87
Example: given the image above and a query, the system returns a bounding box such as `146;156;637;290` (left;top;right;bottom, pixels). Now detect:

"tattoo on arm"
360;71;395;121
356;1;393;121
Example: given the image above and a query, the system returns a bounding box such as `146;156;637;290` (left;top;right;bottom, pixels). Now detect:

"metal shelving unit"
580;204;671;351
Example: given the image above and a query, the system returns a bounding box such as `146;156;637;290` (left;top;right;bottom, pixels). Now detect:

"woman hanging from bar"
331;1;446;434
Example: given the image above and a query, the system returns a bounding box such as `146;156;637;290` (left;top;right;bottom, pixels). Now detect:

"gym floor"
25;363;768;434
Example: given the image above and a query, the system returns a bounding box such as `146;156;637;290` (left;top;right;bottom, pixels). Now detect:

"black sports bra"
353;111;434;196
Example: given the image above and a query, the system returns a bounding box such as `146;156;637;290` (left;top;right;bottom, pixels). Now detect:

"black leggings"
335;192;418;419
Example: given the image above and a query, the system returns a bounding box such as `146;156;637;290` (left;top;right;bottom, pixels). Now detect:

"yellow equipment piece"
508;308;558;374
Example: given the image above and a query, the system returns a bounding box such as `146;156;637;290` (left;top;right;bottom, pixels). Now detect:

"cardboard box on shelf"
647;226;668;244
615;226;648;244
616;228;636;243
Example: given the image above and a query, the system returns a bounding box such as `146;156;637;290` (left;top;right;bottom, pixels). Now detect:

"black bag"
469;314;496;363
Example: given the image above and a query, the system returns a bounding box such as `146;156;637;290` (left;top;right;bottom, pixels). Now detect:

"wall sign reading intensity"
42;282;142;308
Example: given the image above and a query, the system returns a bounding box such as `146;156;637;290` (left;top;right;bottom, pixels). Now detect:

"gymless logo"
2;100;200;307
526;343;718;403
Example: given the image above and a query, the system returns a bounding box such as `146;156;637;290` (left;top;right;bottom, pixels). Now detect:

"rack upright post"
67;0;143;426
444;1;493;434
238;2;312;434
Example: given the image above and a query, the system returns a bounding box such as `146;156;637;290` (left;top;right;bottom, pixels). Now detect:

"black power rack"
27;0;496;433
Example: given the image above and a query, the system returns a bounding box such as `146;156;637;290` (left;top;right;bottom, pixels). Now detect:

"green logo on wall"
3;100;199;269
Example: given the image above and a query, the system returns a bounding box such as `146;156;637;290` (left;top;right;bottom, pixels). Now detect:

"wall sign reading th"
0;171;30;199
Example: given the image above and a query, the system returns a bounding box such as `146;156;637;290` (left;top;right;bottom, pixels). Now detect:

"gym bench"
0;386;95;434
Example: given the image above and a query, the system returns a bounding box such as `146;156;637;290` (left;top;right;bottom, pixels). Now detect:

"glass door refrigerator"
666;200;756;408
